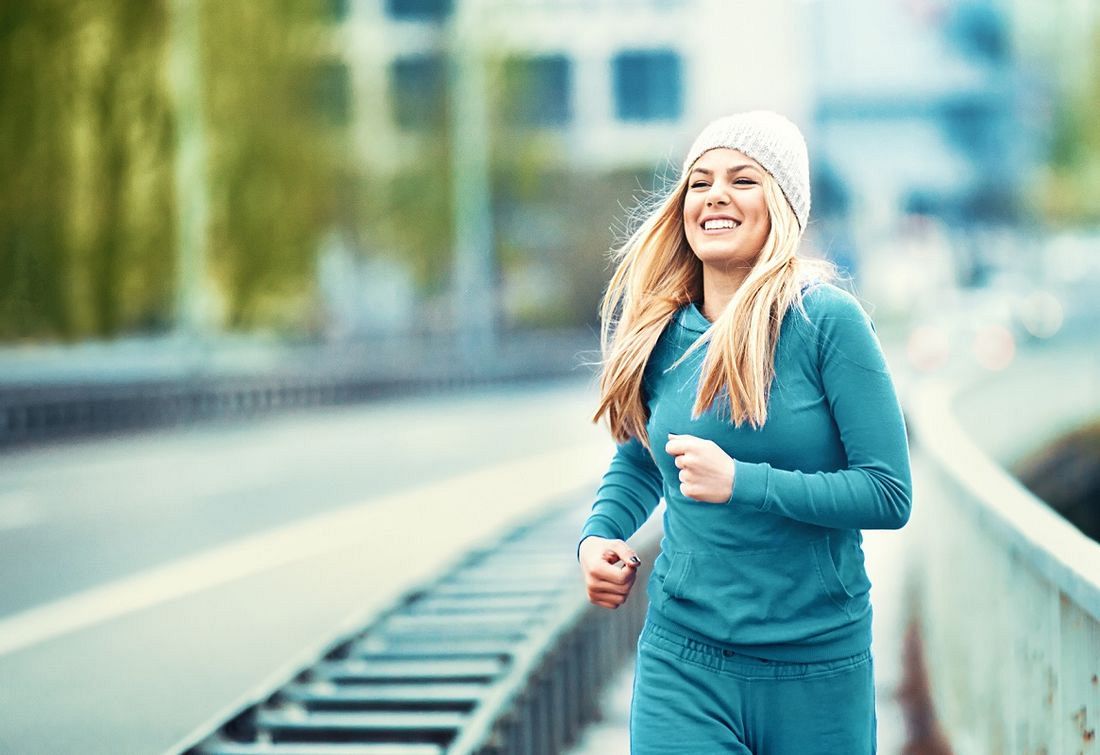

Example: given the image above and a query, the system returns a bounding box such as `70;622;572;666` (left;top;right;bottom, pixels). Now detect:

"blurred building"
317;0;814;336
808;0;1026;314
333;0;811;172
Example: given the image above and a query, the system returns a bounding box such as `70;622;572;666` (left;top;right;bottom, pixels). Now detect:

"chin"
693;247;759;267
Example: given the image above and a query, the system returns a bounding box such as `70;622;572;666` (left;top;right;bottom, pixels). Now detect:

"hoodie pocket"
656;537;857;646
660;550;693;601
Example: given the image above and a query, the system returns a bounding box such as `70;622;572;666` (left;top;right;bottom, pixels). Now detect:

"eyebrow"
689;164;759;177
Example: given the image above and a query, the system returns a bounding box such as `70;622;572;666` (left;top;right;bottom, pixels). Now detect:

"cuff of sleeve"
728;460;771;511
577;521;620;560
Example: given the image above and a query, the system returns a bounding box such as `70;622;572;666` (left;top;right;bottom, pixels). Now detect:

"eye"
734;178;756;186
690;181;710;189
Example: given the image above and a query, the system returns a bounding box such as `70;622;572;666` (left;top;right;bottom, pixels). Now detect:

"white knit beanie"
682;110;811;231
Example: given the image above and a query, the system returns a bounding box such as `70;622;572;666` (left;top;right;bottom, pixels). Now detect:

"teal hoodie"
579;282;912;662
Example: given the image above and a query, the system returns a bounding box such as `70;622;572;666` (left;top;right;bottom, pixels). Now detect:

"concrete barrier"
905;358;1100;754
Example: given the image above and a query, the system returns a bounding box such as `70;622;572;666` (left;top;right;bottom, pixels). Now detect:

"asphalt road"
0;378;614;754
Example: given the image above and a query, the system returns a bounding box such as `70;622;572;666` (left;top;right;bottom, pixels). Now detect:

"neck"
700;262;751;322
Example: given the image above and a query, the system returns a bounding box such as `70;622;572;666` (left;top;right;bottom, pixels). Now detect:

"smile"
701;217;740;232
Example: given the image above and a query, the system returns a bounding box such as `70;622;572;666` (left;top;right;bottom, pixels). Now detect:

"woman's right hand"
578;536;641;609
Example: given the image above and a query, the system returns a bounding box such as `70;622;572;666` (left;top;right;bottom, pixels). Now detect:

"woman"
577;111;912;754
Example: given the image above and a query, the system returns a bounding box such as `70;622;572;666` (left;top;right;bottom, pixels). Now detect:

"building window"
390;55;446;129
314;61;351;125
502;55;572;127
386;0;452;21
612;50;683;122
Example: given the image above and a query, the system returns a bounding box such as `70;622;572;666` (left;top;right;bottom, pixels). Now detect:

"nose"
705;182;730;206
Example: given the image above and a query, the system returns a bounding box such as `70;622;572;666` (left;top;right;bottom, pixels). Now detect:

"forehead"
690;148;763;173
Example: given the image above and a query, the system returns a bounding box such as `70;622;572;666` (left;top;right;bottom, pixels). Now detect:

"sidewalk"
565;520;917;754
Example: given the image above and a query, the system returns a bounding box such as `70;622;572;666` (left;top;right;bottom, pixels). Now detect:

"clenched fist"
665;433;736;503
578;536;641;609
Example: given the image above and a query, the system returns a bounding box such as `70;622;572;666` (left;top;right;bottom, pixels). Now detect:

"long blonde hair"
593;169;837;448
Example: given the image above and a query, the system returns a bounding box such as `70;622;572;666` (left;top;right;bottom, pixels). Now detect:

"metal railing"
167;498;661;755
0;331;596;447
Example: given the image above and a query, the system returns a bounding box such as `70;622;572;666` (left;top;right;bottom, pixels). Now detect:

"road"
0;378;613;754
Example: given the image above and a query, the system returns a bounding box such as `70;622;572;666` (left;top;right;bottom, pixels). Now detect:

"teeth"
703;219;738;230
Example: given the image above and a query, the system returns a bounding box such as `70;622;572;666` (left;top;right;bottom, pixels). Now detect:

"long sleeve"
577;435;664;556
727;298;913;529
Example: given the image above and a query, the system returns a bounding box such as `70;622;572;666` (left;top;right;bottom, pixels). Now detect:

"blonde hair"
592;170;837;448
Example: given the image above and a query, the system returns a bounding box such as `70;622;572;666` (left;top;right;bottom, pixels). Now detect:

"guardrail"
0;331;596;447
905;364;1100;754
167;498;661;755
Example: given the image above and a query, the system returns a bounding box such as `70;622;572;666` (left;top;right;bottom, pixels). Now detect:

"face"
682;148;771;269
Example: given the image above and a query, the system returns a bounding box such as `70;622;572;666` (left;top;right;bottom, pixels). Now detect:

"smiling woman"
592;113;824;444
576;111;913;754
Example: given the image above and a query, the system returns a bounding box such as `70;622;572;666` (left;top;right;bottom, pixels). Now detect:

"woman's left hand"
665;433;736;504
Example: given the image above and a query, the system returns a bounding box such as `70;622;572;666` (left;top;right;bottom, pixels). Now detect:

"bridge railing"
0;330;596;447
905;361;1100;754
165;499;662;755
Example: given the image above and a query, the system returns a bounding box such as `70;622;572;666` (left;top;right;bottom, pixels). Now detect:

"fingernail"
630;556;641;565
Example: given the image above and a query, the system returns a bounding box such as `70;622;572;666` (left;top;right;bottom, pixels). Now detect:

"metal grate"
173;499;659;755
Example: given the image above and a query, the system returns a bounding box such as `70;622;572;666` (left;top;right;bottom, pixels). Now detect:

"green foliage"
0;0;176;341
0;3;652;340
327;51;455;295
483;53;657;329
200;0;346;333
346;133;454;295
0;1;349;341
1038;24;1100;226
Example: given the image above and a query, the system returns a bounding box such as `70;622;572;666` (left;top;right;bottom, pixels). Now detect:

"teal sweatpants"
630;620;877;754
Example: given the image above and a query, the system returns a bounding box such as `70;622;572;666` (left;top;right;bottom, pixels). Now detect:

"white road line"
0;492;41;532
0;441;611;657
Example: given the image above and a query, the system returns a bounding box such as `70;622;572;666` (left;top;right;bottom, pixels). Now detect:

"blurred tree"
1040;23;1100;225
0;1;176;340
199;0;346;334
321;49;454;307
485;53;653;330
0;1;671;342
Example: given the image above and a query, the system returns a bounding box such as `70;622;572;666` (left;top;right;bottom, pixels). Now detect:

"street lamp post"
167;0;212;347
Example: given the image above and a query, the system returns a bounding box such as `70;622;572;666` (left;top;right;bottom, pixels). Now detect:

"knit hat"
682;110;811;230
